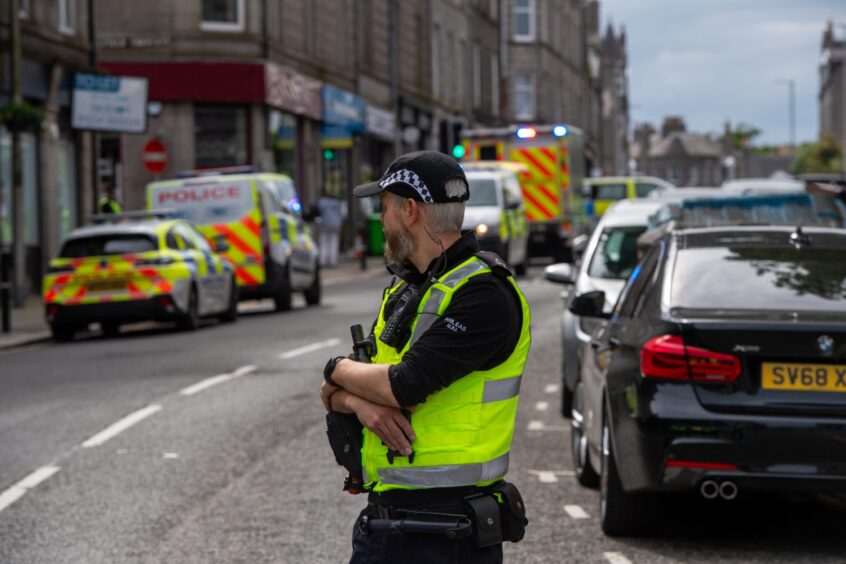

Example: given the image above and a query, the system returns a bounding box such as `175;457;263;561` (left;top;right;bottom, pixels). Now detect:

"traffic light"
451;144;466;159
323;149;336;161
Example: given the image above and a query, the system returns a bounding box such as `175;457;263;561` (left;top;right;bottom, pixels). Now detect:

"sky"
600;0;846;146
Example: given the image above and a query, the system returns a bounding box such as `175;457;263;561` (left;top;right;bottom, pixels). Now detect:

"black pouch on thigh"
493;481;528;542
464;495;502;548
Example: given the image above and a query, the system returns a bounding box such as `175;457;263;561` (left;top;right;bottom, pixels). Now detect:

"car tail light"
45;304;59;322
640;335;741;383
665;460;738;471
155;295;175;312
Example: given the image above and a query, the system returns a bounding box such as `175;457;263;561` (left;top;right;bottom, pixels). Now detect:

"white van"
462;169;529;274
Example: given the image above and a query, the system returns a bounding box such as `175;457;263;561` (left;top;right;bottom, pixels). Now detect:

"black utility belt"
359;481;528;548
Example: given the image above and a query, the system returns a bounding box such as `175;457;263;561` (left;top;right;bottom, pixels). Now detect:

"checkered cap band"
379;169;433;203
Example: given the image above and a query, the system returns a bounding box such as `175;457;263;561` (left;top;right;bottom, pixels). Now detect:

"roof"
66;220;176;239
598;199;666;228
649;132;721;158
721;178;804;192
464;169;511;181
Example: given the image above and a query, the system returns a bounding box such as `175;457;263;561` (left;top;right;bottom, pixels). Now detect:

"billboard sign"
72;73;149;133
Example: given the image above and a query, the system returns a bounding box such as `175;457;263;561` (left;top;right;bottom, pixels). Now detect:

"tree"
793;136;844;174
730;123;762;150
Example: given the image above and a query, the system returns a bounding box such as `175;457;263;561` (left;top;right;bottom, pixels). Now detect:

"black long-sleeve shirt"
385;231;523;408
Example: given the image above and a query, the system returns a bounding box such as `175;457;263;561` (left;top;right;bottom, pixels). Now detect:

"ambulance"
461;124;586;262
146;170;320;311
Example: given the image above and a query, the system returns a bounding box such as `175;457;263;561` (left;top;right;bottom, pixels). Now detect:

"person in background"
317;189;346;268
98;183;122;215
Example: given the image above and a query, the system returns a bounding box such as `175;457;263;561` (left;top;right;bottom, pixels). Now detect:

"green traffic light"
323;149;335;160
451;144;466;159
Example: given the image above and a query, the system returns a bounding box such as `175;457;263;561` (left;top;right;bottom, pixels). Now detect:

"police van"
146;169;320;311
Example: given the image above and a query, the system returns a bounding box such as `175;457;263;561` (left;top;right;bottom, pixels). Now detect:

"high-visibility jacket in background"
362;254;532;493
98;196;122;214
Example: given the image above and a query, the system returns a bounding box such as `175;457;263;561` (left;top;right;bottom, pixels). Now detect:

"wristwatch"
324;356;345;387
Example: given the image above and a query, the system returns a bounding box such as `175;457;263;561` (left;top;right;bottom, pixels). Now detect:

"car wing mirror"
544;263;575;285
568;290;608;318
505;200;521;210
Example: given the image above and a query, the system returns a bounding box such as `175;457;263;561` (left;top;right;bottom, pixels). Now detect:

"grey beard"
384;224;416;264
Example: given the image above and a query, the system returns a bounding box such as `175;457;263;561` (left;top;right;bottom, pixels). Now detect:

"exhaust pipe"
700;480;719;500
719;481;738;500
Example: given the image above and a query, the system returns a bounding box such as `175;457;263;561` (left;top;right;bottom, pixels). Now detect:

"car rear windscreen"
588;226;646;280
466;179;499;207
672;245;846;314
61;235;158;258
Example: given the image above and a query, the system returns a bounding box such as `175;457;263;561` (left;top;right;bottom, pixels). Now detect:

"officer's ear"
400;197;420;224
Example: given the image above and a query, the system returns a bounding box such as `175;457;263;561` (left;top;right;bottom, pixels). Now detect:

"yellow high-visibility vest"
362;255;531;492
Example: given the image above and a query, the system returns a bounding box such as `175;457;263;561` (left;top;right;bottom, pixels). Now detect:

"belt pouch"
464;495;502;548
493;481;528;542
326;412;364;483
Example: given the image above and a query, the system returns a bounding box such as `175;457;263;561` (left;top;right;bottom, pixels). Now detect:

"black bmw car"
570;225;846;536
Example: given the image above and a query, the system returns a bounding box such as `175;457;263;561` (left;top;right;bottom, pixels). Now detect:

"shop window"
513;0;535;41
513;74;535;120
194;105;248;168
270;110;298;183
201;0;244;32
59;0;76;34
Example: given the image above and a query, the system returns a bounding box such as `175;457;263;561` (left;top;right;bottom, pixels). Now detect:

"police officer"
98;183;122;214
321;151;531;564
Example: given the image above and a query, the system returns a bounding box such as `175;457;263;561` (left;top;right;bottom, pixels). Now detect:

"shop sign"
365;105;396;141
72;73;148;133
265;63;322;121
322;85;365;132
320;124;353;149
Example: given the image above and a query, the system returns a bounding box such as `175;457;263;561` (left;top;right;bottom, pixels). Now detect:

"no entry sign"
143;139;167;174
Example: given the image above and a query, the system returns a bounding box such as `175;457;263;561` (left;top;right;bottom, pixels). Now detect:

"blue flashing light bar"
516;127;537;139
553;125;569;137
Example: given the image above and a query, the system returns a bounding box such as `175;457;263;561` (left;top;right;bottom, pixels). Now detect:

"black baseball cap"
353;151;469;203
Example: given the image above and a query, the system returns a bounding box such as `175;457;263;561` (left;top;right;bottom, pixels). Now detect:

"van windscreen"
466;179;499;207
147;179;254;225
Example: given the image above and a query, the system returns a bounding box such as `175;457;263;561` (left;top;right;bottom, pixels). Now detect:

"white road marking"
0;466;60;514
279;338;342;360
163;453;179;459
535;401;549;411
564;504;590;519
81;404;162;448
527;420;568;432
179;365;257;396
604;552;633;564
527;469;574;484
544;384;560;394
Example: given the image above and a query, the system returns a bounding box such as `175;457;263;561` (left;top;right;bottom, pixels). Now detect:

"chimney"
661;116;686;137
634;122;655;158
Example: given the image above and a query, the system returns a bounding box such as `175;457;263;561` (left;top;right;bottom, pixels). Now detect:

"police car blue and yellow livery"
43;218;238;341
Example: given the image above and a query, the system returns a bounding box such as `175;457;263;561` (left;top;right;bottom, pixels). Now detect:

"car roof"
65;220;178;240
148;172;292;188
585;176;676;188
720;178;804;192
598;199;666;227
464;169;509;180
672;225;846;249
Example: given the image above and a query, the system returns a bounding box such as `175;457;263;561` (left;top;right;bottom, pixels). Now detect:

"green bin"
367;214;384;256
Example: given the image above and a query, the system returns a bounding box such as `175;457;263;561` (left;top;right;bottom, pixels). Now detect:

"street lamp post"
775;78;796;149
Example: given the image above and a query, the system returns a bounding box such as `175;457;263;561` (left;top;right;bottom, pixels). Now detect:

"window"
61;235;157;258
512;0;535;41
588;226;647;280
513;74;535;120
466;179;499;207
635;182;659;198
592;183;627;200
432;25;441;99
491;54;500;115
59;0;76;34
200;0;244;32
20;0;29;18
166;230;180;251
194;105;248;168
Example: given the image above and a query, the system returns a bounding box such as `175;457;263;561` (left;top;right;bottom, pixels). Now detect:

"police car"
42;213;238;341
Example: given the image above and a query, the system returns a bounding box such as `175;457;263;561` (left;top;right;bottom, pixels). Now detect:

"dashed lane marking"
179;365;257;396
564;504;590;519
81;404;162;448
528;420;568;432
544;384;560;394
0;466;60;514
535;401;549;411
604;552;633;564
163;453;179;459
527;469;574;484
279;338;342;360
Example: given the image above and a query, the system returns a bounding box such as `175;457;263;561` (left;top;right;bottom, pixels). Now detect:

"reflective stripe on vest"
375;452;509;489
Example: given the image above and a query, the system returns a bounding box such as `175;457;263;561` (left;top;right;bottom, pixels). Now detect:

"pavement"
0;254;388;351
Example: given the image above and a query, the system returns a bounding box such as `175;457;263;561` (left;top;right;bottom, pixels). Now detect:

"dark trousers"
350;504;503;564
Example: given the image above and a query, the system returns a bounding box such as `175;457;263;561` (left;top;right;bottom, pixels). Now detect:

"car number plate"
761;362;846;392
86;280;127;292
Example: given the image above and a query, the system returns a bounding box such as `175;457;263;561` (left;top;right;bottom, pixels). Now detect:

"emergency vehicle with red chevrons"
461;124;587;261
146;169;320;312
42;215;238;341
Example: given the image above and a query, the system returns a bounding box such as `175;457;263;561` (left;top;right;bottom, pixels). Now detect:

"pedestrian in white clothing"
317;190;346;267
